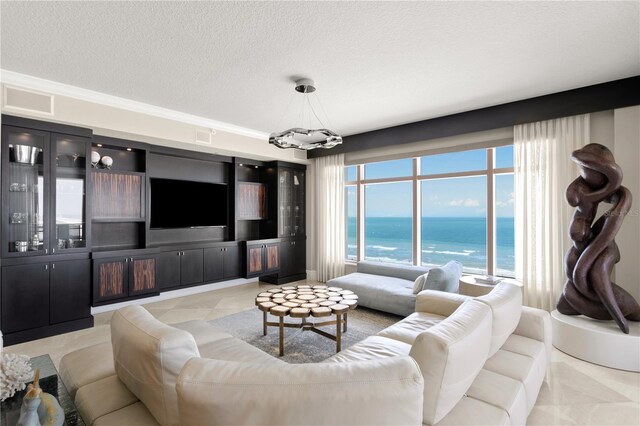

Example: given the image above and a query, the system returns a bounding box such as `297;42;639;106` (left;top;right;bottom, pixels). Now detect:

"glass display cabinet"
278;167;305;238
52;133;89;252
1;126;89;257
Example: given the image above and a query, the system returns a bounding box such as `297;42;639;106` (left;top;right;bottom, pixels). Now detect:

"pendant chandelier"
269;78;342;150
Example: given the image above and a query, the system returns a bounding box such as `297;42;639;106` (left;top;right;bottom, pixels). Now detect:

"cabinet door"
246;244;264;277
1;263;50;333
291;238;306;275
292;170;305;237
265;243;280;273
278;169;293;237
51;133;90;254
180;249;203;286
49;259;91;324
129;256;157;297
157;251;181;290
93;258;128;303
223;245;241;280
2;126;51;258
203;247;224;282
278;240;294;277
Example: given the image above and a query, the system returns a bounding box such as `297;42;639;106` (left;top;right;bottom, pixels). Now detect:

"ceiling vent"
3;86;54;116
195;128;215;145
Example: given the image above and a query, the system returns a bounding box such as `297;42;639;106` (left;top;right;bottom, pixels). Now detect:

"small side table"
459;275;522;297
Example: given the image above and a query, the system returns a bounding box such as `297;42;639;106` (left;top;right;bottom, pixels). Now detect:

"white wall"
1;80;307;163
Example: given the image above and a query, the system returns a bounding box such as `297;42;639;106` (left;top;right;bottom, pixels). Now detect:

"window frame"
345;146;514;277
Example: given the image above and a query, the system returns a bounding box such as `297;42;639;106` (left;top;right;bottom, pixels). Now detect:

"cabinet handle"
177;252;180;256
130;257;134;262
125;258;128;262
52;264;55;269
44;264;48;270
52;248;55;254
45;249;48;254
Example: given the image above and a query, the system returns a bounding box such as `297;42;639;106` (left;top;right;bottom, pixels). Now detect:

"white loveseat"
59;282;550;425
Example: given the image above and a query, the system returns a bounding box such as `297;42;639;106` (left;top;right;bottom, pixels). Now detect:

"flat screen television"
150;178;228;229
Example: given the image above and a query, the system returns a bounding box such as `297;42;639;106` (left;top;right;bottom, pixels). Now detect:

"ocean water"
347;217;515;277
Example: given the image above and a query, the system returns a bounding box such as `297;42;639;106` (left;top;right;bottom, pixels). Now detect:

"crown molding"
0;69;269;140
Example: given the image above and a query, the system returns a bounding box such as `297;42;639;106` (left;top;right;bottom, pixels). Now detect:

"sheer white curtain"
514;114;589;311
314;154;345;282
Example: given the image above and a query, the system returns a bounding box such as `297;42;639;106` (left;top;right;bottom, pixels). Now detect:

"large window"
365;182;412;264
345;146;515;276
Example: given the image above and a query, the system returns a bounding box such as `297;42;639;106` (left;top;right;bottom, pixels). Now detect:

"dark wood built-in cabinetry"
1;116;93;346
244;240;280;278
1;115;307;345
157;249;203;289
93;254;157;304
1;258;93;344
204;244;241;282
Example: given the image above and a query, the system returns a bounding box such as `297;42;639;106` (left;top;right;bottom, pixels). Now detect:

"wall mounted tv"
150;178;228;229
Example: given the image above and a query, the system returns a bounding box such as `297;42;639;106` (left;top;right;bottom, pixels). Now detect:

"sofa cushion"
198;336;285;364
324;335;412;363
176;356;424;426
436;396;509;426
75;375;138;426
93;401;160;426
413;272;429;294
423;261;463;293
483;346;547;412
328;272;415;316
466;369;527;426
59;341;115;399
111;305;200;426
356;260;430;281
377;311;445;345
476;282;523;357
409;300;492;425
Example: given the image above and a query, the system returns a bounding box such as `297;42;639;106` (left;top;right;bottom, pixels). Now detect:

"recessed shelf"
92;218;146;223
91;169;145;177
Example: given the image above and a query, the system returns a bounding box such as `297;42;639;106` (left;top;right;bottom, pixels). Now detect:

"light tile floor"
3;280;639;425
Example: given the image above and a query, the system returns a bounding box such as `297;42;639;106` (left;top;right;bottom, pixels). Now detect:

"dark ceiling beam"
308;75;640;158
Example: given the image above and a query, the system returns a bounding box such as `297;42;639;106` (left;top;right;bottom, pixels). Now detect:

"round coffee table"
255;284;358;356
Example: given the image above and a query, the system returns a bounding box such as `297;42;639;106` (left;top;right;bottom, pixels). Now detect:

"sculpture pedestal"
551;310;640;372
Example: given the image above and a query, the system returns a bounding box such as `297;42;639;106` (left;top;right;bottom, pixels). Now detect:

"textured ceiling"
1;1;639;137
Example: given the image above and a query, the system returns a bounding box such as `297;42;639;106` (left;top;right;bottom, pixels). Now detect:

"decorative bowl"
13;145;39;165
101;156;113;169
91;151;101;166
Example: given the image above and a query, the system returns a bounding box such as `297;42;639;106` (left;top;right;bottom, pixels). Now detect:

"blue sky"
346;146;514;218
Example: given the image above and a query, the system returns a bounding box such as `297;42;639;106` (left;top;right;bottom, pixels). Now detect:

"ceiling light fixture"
269;78;342;151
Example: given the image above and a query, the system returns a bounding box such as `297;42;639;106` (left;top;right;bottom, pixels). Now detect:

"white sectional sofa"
326;282;551;425
59;282;551;426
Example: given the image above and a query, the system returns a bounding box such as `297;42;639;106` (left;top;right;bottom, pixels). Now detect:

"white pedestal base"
551;310;640;372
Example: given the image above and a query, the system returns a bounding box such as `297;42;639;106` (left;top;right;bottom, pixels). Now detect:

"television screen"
150;178;228;228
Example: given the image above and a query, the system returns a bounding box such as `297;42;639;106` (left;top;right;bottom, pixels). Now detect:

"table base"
263;312;348;356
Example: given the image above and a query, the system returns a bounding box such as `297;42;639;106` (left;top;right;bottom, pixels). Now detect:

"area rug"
208;307;402;363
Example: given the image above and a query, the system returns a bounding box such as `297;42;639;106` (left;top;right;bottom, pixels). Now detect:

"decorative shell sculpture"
1;353;32;401
17;368;65;426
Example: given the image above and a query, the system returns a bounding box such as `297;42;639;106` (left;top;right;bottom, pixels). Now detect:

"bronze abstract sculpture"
557;143;640;334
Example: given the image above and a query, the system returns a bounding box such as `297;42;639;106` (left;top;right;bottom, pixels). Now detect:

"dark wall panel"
147;153;227;183
309;76;640;158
